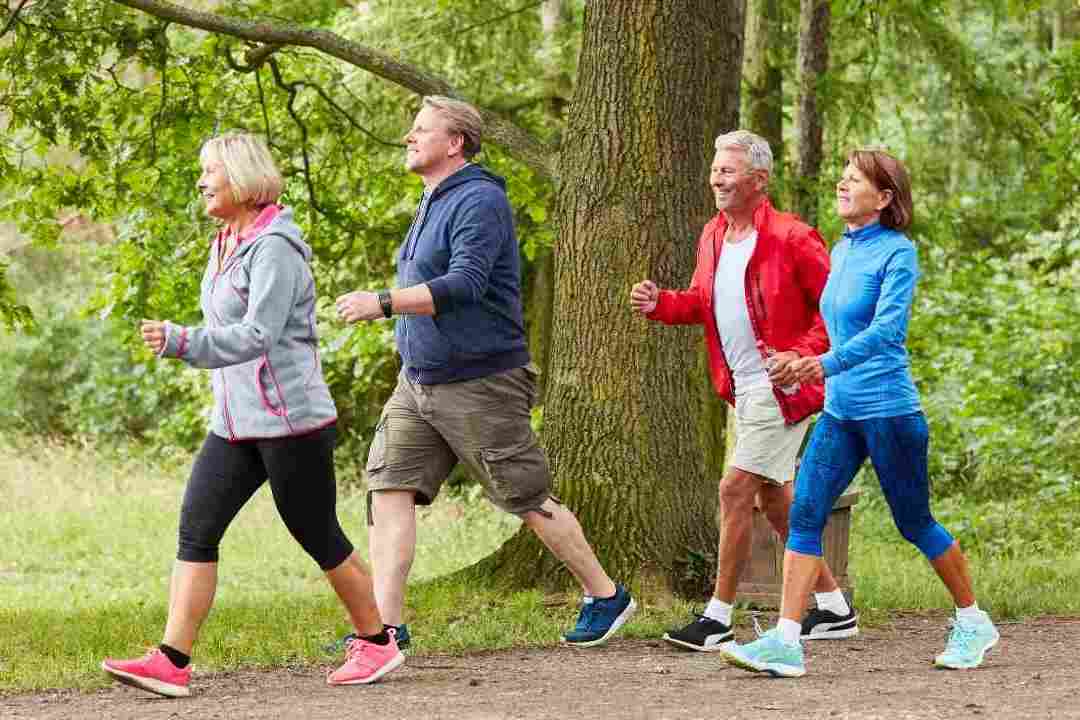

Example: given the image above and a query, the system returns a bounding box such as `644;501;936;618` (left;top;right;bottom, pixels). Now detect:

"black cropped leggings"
177;425;353;571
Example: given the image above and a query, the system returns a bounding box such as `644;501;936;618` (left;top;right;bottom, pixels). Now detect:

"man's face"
709;148;765;214
403;106;460;175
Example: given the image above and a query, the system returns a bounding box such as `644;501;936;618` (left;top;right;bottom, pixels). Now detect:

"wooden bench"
735;491;859;608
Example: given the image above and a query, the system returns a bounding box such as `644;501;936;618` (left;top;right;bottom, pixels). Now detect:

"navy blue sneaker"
561;585;637;647
326;624;411;654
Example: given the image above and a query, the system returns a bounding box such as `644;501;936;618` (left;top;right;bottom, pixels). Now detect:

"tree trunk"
523;0;570;399
792;0;829;226
477;0;745;593
742;0;785;197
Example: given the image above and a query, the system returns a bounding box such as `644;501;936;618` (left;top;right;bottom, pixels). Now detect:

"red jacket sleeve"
788;225;831;357
645;223;715;326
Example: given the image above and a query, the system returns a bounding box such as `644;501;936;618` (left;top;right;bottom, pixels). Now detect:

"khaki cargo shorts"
731;385;812;485
365;364;554;521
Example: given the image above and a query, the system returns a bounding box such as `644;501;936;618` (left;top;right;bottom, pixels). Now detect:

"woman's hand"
141;320;167;355
788;355;825;384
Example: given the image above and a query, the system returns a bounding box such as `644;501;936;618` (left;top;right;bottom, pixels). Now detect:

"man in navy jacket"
337;96;635;649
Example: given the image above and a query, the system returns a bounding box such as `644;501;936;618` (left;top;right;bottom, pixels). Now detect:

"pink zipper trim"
224;417;337;443
264;355;296;433
256;357;283;416
176;327;189;358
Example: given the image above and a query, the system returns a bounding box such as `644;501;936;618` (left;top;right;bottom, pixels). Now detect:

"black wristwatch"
377;290;393;318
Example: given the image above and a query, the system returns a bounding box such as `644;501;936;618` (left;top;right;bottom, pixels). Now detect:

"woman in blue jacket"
721;149;999;677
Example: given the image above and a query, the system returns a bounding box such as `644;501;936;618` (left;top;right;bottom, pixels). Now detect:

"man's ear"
447;132;465;158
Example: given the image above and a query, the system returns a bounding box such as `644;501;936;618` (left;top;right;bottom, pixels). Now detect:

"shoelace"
944;620;978;653
344;638;385;668
751;612;766;638
576;601;601;631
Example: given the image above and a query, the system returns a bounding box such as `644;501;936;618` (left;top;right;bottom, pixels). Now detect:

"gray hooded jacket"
160;206;337;440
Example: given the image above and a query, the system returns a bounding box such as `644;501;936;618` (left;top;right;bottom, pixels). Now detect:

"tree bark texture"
742;0;784;194
792;0;829;226
479;0;746;592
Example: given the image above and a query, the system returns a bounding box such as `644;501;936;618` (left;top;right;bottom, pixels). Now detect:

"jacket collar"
713;197;774;257
842;221;887;243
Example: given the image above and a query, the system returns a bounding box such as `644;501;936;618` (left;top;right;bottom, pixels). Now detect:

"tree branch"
222;44;401;148
0;0;30;40
110;0;558;180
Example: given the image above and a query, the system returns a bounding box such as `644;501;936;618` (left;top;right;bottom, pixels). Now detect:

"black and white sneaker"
800;607;859;640
662;614;735;652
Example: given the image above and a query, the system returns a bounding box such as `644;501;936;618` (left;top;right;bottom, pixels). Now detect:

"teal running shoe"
934;617;999;669
720;628;806;678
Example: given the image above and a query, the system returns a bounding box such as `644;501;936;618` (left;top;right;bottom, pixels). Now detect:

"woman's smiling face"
197;159;241;221
836;162;891;228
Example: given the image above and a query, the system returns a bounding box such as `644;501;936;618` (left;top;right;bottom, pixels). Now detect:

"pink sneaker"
101;649;192;697
327;634;404;686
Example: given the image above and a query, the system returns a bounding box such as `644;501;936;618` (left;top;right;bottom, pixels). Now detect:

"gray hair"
714;130;773;174
423;95;484;159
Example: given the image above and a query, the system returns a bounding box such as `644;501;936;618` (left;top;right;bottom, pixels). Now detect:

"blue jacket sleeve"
819;245;918;378
425;191;507;314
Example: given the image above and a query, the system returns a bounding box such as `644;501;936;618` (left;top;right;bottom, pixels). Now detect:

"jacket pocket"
255;356;286;416
366;416;388;473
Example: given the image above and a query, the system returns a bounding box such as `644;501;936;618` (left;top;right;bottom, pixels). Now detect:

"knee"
895;516;954;559
177;536;219;563
719;471;757;514
789;491;827;534
369;490;417;529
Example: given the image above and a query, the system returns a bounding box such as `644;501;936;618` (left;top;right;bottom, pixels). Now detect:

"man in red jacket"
630;130;856;651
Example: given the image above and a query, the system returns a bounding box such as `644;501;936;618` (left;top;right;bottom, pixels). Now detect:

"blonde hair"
200;133;284;205
422;96;484;159
714;130;774;174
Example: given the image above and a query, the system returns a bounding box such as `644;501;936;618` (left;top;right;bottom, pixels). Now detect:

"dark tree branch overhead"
0;0;31;40
222;44;403;149
110;0;558;180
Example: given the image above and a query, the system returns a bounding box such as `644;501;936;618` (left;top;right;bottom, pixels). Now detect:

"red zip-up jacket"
647;198;831;424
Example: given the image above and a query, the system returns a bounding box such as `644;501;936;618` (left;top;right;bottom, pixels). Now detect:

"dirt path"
3;614;1075;720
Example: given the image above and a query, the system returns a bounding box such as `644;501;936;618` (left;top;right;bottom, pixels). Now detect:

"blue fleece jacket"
818;222;922;420
395;164;530;384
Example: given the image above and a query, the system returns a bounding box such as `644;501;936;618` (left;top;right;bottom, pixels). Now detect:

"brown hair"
846;149;913;230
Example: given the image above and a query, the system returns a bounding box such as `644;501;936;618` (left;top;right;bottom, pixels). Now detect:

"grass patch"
2;439;1078;693
849;487;1080;617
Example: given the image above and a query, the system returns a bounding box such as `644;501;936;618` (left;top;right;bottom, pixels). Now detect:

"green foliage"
0;0;567;453
910;212;1080;501
0;257;33;331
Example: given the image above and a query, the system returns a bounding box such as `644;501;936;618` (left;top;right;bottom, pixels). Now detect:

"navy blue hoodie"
395;164;530;384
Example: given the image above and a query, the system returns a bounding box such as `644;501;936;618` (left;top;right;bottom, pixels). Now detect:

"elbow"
430;274;486;314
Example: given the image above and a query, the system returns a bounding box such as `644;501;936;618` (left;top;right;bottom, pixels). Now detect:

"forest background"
1;0;1079;691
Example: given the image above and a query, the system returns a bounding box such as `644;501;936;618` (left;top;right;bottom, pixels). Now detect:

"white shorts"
731;386;811;485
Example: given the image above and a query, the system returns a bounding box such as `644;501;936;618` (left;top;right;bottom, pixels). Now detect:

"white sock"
815;589;850;616
956;603;988;622
703;598;733;626
777;618;802;646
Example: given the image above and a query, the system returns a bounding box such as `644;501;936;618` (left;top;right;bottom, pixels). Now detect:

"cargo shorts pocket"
365;418;387;474
478;439;551;513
